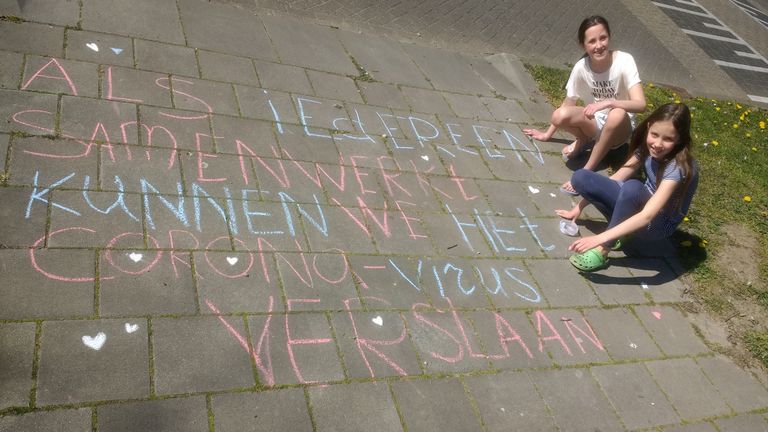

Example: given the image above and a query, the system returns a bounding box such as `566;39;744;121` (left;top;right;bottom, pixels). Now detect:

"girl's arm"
568;178;679;252
609;153;642;181
523;97;578;141
583;83;646;117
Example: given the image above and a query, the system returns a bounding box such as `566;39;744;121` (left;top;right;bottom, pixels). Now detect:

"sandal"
569;248;609;272
559;181;579;196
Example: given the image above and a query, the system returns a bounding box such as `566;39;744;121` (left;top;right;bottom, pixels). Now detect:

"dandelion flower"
733;124;739;129
753;147;758;152
712;140;719;146
760;121;766;129
699;240;708;248
744;195;752;202
746;132;752;138
737;104;742;109
683;216;690;222
716;107;721;112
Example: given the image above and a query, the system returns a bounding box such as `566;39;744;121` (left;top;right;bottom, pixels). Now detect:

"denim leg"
607;179;652;230
570;169;621;221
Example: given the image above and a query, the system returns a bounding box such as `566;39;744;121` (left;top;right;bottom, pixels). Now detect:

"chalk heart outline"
82;332;107;350
528;185;540;194
421;155;429;161
128;252;143;263
226;256;238;266
124;323;139;333
372;315;383;326
652;311;662;320
85;42;99;52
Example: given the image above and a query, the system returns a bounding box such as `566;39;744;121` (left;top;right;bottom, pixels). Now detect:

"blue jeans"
571;169;668;243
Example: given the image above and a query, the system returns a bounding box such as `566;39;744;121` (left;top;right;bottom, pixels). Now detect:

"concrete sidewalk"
1;0;768;431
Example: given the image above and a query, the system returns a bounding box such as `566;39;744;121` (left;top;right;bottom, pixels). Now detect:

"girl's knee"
571;168;595;190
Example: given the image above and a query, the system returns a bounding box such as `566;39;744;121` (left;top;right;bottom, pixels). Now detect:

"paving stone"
310;382;403;432
646;358;733;421
103;66;173;107
635;305;710;356
235;85;298;125
170;75;239;116
0;408;91;432
210;114;277;156
37;319;149;405
135;39;199;77
580;262;651;305
339;32;430;87
391;378;483;432
152;316;255;394
483;97;531;123
0;249;95;319
697;355;768;412
464;372;557;431
253;60;311;94
261;14;357;76
277;251;360;311
0;0;79;26
402;45;492;95
97;396;209;432
715;414;768;432
625;257;686;303
21;56;99;98
59;96;138;145
0;50;23;89
65;30;134;68
0;21;63;57
81;0;185;44
527;259;599;307
592;363;680;430
102;147;182;194
471;57;528;101
430;174;492;214
196;251;284;313
538;309;611;366
178;0;277;60
0;322;36;410
275;124;340;166
306;70;363;104
422;212;493;258
212;389;313;432
248;312;345;385
302;205;377;254
419;258;492;309
48;190;143;249
583;307;663;361
472;259;545;309
198;50;259;86
138;105;214;151
532;367;623;432
443;93;493;120
8;136;96;188
407;308;492;374
99;249;198;316
0;88;58;135
465;310;552;370
331;310;422;379
663;423;718;432
345;255;432;310
0;132;8;163
357;81;410;109
400;87;454;117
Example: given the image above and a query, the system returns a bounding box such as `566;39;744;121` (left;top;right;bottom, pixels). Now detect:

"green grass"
525;63;768;365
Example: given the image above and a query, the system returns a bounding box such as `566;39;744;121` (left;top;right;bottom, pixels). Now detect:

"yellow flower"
699;240;708;248
746;132;752;138
753;147;758;152
675;99;681;103
744;195;752;202
760;121;766;129
648;83;654;88
683;216;690;222
716;107;721;112
712;140;719;146
737;104;742;109
733;124;739;129
681;240;692;247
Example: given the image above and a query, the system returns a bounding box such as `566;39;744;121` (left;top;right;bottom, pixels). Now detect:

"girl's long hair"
629;103;696;206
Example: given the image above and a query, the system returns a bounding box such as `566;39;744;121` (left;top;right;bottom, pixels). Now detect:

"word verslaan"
207;296;605;386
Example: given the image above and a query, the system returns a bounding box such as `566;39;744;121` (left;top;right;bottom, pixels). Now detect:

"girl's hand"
583;101;610;118
555;206;581;221
523;128;551;141
568;235;606;253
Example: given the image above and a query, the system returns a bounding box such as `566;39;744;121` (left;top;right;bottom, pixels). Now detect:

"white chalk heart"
82;332;106;350
421;155;429;161
86;42;99;52
110;47;123;55
652;311;662;320
549;193;557;198
124;323;139;333
226;256;238;265
641;282;649;290
128;252;143;262
528;185;540;194
372;316;383;326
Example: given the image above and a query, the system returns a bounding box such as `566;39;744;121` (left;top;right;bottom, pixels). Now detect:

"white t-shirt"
566;50;641;105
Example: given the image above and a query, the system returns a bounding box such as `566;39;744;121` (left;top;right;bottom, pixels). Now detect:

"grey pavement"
1;0;768;431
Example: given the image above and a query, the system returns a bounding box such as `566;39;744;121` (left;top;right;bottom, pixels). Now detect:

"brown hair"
578;15;611;45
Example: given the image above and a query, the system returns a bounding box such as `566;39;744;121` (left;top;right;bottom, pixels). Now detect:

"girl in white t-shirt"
524;15;647;195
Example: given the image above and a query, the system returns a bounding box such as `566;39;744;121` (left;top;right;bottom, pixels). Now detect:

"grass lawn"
524;64;768;367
